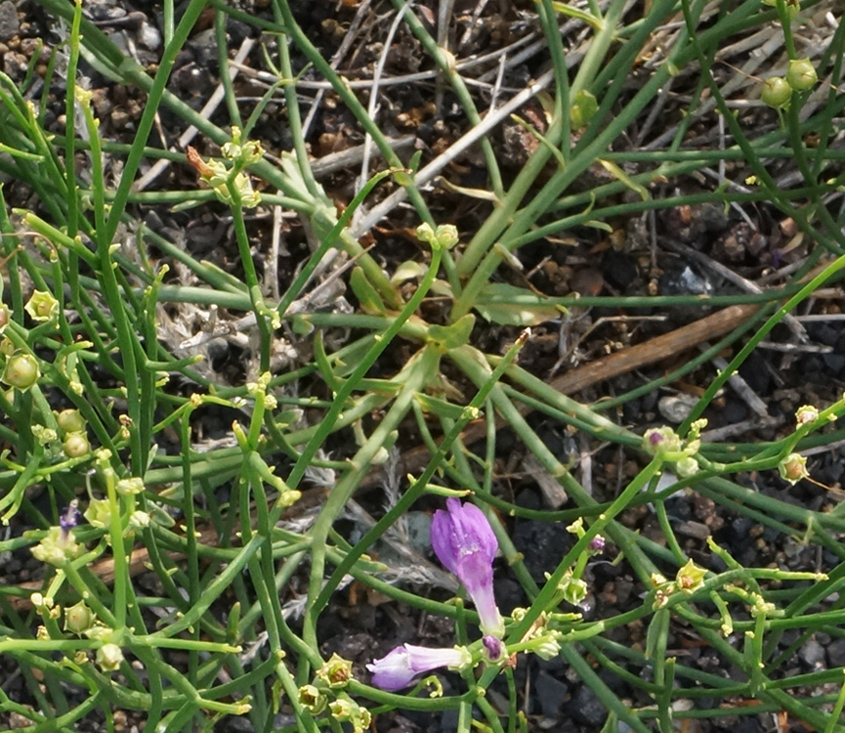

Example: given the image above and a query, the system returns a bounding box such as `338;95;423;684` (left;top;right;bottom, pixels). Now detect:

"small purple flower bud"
589;535;605;553
482;635;504;662
430;499;505;637
367;644;470;691
59;500;80;537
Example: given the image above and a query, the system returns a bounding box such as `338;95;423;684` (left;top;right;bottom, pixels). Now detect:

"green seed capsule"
63;432;91;458
787;58;818;91
56;409;86;435
3;353;39;390
762;76;792;108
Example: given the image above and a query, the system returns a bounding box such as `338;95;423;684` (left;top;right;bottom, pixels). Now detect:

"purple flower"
430;499;504;637
59;500;80;537
482;635;505;662
367;644;470;691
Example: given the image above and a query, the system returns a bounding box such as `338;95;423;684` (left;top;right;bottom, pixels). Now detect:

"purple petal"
430;500;505;637
482;635;504;661
430;499;498;578
366;646;416;691
404;644;467;673
367;644;467;691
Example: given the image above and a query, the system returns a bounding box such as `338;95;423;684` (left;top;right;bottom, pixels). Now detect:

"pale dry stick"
659;237;808;342
522;454;569;507
269;204;284;301
756;258;809;286
549;314;669;379
133;38;255;192
700;416;782;443
756;341;832;353
633;77;676;147
301;0;374;140
230;31;542;90
705;350;770;417
357;2;411;196
359;303;762;489
794;314;845;322
579;432;594;498
350;68;555;238
458;0;494;50
435;0;457;112
309;135;416;178
489;52;507;112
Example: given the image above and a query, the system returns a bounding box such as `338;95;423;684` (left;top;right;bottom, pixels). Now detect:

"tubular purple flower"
430;498;505;637
367;644;470;691
59;500;81;538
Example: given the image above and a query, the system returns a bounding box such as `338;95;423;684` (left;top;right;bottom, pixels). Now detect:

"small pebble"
0;0;18;42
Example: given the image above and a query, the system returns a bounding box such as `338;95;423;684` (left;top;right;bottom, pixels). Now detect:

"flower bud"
84;498;112;529
56;409;86;435
795;404;819;426
642;427;682;455
297;684;326;715
64;601;95;635
430;499;504;637
31;525;83;566
675;558;708;593
778;453;808;484
676;456;700;477
0;304;10;333
786;58;817;91
762;77;792;109
127;510;151;530
25;289;59;322
96;643;124;672
116;477;145;496
63;432;91;458
3;353;39;390
316;653;354;688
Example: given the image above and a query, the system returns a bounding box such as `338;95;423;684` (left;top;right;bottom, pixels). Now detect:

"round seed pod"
56;409;86;435
762;76;792;108
63;432;91;458
3;353;39;390
787;58;818;91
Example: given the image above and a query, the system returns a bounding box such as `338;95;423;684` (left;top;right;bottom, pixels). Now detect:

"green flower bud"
127;510;151;530
786;58;817;91
778;452;808;484
56;409;86;435
84;498;112;529
31;525;83;567
96;643;124;672
675;558;708;593
676;456;700;478
795;404;819;426
316;653;354;688
24;289;59;322
534;635;562;661
64;601;95;635
116;477;145;496
643;426;682;455
63;432;91;458
3;353;39;390
762;77;792;108
297;684;327;715
31;424;58;445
